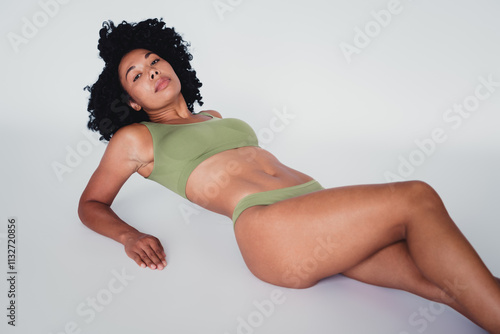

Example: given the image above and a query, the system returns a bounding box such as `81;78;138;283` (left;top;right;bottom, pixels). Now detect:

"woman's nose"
150;70;159;79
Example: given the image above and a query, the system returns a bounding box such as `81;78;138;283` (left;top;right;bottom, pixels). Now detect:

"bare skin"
79;48;500;332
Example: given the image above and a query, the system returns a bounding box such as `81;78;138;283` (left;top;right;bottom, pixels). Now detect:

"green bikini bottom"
232;180;324;225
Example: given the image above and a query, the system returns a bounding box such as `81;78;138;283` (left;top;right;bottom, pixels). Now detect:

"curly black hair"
84;18;203;141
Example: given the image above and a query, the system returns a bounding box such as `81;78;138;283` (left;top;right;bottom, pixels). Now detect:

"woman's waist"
185;147;313;216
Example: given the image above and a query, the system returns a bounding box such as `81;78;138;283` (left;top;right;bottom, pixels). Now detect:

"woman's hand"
123;231;167;270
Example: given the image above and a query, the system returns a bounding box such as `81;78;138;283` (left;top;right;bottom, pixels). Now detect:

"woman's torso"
130;113;313;219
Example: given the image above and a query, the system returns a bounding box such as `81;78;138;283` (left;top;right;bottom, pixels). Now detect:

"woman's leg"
343;240;500;328
342;240;477;325
234;181;500;333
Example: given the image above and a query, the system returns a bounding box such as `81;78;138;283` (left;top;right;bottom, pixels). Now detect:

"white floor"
1;1;499;333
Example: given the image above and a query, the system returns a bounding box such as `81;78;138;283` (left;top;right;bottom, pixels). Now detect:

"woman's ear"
128;98;142;111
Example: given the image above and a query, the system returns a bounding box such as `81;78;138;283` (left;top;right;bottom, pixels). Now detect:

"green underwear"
232;180;324;225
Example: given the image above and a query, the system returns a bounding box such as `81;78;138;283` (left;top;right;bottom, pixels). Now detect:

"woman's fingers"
124;233;167;270
148;236;168;269
140;249;158;269
129;252;147;268
142;243;166;270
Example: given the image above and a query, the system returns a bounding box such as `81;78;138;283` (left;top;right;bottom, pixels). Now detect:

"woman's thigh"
234;181;426;288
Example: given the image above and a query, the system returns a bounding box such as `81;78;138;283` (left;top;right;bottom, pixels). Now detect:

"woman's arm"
78;125;167;270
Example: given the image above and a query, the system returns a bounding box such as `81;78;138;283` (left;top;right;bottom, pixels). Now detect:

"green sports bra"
140;112;259;198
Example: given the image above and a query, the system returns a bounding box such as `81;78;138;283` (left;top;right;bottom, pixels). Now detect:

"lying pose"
78;18;500;332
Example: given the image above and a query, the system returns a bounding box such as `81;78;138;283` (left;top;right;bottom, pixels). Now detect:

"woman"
79;19;500;332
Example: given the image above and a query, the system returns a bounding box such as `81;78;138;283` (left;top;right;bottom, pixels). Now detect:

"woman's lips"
155;78;170;92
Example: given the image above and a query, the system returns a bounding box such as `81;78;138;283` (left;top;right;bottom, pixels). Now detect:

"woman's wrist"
118;228;141;245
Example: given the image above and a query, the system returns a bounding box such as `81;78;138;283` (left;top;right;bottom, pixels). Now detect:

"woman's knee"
394;180;445;213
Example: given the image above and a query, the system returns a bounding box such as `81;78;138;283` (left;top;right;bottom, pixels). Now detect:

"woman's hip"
232;180;324;225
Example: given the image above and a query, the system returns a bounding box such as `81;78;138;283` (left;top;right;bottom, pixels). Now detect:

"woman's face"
118;48;182;113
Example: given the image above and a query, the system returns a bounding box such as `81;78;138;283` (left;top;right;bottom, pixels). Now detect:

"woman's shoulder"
200;110;222;118
112;123;150;141
107;123;152;156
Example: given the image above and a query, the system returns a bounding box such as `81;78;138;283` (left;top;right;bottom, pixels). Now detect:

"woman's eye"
131;59;159;82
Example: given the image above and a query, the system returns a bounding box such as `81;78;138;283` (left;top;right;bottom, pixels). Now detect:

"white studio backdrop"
1;0;499;333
